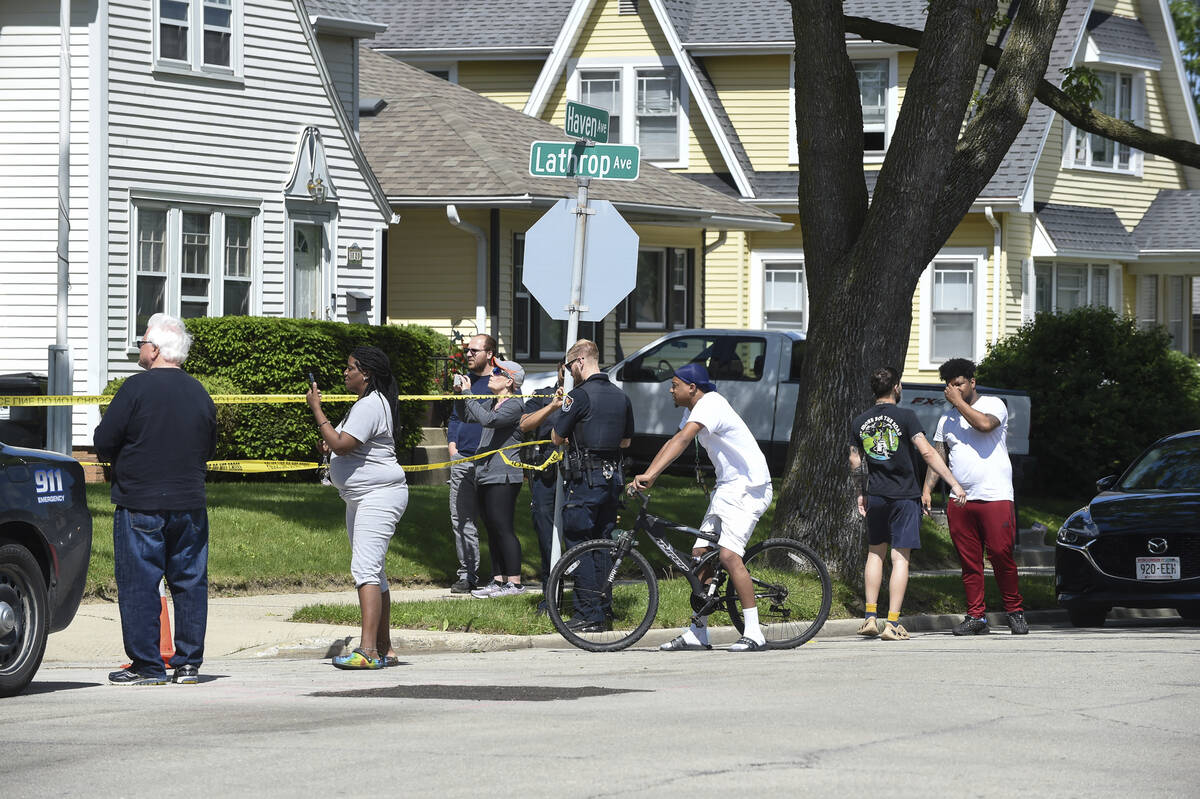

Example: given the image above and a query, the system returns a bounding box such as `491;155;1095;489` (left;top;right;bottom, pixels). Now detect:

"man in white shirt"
628;363;772;652
923;358;1028;636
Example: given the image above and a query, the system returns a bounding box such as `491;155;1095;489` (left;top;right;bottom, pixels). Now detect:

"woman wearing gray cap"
452;359;527;597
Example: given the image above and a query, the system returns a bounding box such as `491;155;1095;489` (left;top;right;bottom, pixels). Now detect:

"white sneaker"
470;582;503;598
494;582;527;597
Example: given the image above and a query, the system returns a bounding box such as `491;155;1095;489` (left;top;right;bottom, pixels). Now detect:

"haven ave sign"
564;100;610;143
529;141;640;181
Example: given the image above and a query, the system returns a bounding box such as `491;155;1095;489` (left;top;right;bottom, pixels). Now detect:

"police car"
0;440;91;697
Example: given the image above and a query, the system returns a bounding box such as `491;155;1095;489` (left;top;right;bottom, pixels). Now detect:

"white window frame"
567;57;690;168
153;0;242;79
789;50;898;165
1033;261;1121;314
918;249;988;371
286;212;337;321
1061;67;1146;175
750;249;809;333
128;199;261;348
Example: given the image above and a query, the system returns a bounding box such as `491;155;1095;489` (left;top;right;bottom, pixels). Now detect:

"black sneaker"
108;668;167;686
449;578;474;594
173;665;200;684
566;617;611;633
953;615;990;636
1006;611;1029;635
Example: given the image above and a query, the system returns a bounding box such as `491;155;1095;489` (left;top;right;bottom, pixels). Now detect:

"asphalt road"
6;620;1199;798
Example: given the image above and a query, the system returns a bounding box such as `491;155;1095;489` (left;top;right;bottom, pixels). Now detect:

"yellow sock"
865;603;878;618
887;611;900;625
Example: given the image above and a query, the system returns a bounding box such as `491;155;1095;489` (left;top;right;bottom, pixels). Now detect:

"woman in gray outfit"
452;359;527;598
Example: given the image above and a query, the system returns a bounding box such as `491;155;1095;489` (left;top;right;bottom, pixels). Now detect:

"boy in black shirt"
849;367;965;640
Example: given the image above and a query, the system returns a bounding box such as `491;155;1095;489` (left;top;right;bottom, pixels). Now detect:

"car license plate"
1136;557;1180;581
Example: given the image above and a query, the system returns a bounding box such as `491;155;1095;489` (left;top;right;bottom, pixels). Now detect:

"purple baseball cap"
673;362;717;393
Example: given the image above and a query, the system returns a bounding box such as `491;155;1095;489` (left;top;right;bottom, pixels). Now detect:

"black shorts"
866;496;921;550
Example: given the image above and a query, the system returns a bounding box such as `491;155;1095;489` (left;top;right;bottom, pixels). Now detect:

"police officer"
551;338;634;632
518;360;566;598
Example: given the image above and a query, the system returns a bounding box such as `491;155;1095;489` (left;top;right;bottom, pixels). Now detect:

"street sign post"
564;100;610;143
529;141;640;181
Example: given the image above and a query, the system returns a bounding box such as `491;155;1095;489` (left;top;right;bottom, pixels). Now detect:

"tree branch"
843;14;1200;169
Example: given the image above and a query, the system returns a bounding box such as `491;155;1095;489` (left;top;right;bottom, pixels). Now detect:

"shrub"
979;306;1200;496
101;373;250;462
182;317;445;461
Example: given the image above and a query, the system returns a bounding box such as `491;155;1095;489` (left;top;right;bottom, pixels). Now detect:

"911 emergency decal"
34;468;66;503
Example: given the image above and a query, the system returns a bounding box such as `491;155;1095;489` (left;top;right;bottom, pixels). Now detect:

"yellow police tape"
78;439;562;474
0;392;552;407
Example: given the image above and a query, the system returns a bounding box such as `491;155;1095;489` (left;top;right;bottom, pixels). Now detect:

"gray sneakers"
471;581;526;598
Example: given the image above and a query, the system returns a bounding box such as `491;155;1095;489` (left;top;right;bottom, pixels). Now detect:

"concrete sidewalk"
46;584;1162;664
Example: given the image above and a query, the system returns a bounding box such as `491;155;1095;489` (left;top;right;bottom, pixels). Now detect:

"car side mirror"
1095;475;1118;492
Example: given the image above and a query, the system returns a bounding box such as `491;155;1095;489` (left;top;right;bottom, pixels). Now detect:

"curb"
254;607;1191;659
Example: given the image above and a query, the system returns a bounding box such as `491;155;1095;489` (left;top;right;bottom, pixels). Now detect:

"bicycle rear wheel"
725;539;832;649
545;539;658;652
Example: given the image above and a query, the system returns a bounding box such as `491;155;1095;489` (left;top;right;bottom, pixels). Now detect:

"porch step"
1014;544;1055;568
397;427;451;486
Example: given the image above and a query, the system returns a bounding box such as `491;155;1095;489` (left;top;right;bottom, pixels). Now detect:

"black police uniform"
552;373;634;625
522;385;563;583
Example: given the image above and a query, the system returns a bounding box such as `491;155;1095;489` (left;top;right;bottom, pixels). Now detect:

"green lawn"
84;475;1060;634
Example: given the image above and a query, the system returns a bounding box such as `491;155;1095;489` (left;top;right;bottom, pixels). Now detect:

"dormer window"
155;0;240;76
1065;68;1143;172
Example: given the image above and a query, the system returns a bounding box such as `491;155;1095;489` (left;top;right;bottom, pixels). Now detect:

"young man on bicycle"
627;362;771;652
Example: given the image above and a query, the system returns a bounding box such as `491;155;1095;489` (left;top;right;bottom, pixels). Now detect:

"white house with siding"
0;0;393;448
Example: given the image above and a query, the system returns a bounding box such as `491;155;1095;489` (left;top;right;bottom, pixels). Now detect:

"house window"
619;248;693;331
572;64;685;163
580;71;621;141
763;260;807;331
1166;275;1186;349
636;68;679;160
1067;69;1142;171
1137;274;1159;330
855;59;888;153
930;261;977;362
156;0;239;74
512;234;600;361
133;204;258;338
1033;261;1115;313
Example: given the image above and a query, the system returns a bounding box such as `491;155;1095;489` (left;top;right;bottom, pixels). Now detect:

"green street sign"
529;141;640;181
564;100;610;143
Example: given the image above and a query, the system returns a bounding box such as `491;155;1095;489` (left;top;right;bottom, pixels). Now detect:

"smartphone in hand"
307;371;316;387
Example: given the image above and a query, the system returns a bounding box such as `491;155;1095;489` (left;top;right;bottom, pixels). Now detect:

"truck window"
785;340;805;382
621;335;767;383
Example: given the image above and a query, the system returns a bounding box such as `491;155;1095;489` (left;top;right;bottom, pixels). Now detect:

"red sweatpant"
946;500;1022;617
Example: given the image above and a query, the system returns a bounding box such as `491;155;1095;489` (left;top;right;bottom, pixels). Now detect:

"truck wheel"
0;543;49;698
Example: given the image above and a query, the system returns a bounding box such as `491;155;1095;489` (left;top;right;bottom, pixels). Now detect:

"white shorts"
344;484;408;587
694;482;773;557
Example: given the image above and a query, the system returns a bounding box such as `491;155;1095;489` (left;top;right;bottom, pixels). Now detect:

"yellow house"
364;0;1200;372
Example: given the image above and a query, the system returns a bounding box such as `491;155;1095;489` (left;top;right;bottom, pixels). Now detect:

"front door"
292;223;324;319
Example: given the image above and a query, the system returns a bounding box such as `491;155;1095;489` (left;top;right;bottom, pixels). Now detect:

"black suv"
0;440;92;696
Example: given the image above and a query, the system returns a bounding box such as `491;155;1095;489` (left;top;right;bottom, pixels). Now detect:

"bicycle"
544;491;833;652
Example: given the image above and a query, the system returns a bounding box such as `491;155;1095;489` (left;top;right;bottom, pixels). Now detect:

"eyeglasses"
135;339;156;349
563;357;583;369
491;366;515;379
465;348;489;356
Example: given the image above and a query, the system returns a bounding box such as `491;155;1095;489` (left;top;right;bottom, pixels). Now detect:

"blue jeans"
529;474;558;584
561;473;622;622
113;507;209;677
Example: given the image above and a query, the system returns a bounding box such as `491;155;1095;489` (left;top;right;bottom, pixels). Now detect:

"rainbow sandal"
332;648;382;670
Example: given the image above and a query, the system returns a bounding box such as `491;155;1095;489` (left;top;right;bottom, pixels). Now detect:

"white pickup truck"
534;329;1030;477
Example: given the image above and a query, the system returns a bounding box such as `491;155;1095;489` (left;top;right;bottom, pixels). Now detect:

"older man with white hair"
95;313;217;685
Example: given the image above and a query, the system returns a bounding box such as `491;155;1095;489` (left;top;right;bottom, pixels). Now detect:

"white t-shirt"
329;392;407;501
680;391;770;488
934;393;1012;501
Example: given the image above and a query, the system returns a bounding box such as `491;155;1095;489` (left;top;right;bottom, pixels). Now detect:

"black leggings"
478;482;523;579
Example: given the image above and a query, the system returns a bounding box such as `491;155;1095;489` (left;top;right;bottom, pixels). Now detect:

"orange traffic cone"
158;577;175;667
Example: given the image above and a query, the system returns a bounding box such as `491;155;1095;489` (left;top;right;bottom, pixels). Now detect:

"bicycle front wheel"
545;539;659;652
725;539;832;649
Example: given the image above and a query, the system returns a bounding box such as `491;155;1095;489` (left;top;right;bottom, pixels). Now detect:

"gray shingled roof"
361;0;573;51
1035;202;1139;257
306;0;377;23
1133;190;1200;253
680;0;930;45
356;46;787;229
1087;12;1160;64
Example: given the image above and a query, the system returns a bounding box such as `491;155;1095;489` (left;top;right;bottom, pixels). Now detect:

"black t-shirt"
553;374;634;453
93;368;217;510
849;403;925;500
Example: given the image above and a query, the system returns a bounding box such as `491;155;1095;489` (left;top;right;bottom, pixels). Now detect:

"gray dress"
454;396;525;484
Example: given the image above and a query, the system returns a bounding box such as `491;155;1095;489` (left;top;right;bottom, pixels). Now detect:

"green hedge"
979;306;1200;496
180;317;445;461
